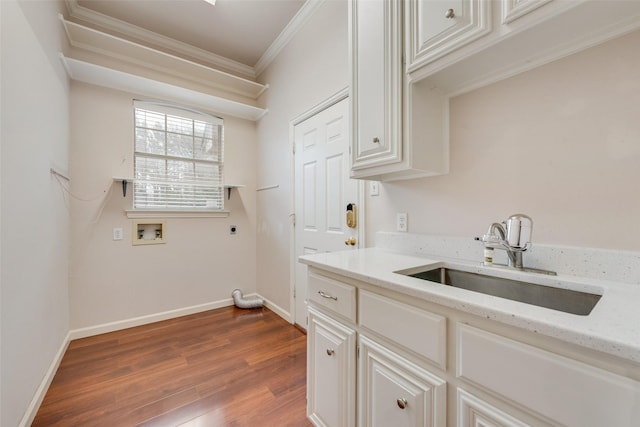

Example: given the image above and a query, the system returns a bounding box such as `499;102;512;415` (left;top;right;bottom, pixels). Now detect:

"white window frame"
131;100;228;217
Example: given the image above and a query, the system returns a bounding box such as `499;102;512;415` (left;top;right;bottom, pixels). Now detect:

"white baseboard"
69;298;235;340
19;331;72;427
259;295;292;323
21;294;292;426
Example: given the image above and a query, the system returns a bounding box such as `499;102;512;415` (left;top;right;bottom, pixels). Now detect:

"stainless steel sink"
403;267;601;315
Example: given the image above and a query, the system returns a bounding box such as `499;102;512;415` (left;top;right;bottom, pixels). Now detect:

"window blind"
133;101;224;210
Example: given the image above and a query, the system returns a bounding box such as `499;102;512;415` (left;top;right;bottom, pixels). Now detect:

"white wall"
0;1;70;426
69;82;258;330
367;30;640;252
255;0;349;315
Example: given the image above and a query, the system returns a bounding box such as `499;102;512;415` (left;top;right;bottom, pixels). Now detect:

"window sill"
125;210;230;219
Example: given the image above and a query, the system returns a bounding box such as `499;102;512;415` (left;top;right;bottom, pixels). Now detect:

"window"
133;101;224;211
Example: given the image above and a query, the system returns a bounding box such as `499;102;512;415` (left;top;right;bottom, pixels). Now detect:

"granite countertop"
299;247;640;364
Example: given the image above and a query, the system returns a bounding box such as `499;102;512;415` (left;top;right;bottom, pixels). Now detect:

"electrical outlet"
113;227;123;241
396;213;407;232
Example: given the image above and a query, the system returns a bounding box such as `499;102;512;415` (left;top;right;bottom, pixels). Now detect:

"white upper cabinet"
349;0;640;181
350;0;448;181
350;0;403;178
410;0;640;93
501;0;553;24
405;0;491;72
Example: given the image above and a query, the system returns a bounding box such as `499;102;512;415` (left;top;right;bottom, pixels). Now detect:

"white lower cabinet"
305;268;640;427
457;324;640;426
359;335;446;427
307;307;356;427
457;388;531;427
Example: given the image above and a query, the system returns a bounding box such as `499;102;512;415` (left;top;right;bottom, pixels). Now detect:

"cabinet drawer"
359;289;447;369
308;272;356;322
457;324;640;426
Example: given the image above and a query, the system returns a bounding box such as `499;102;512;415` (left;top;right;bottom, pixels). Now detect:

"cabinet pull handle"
326;348;335;356
397;398;408;410
318;290;338;301
372;137;380;143
445;8;455;18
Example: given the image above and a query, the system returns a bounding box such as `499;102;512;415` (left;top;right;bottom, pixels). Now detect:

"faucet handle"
505;214;533;248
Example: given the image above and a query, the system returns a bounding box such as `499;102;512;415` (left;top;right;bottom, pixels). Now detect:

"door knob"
397;398;408;409
344;237;356;246
445;8;455;18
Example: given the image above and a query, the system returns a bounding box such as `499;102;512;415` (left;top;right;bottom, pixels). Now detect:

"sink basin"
402;267;601;315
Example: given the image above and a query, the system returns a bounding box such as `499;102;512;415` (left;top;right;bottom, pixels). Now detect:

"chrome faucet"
477;214;533;269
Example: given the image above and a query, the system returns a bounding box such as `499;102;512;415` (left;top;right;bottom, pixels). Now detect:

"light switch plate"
370;181;380;196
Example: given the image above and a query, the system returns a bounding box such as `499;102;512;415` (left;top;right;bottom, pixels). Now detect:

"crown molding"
64;0;257;79
60;16;267;101
64;0;324;82
60;54;268;121
254;0;326;77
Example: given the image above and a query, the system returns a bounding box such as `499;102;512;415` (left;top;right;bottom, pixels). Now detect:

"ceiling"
73;0;306;72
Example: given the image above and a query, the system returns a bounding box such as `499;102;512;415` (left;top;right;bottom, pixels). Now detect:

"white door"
294;97;359;328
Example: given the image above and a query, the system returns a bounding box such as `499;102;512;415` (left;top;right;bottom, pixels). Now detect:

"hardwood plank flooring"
33;307;313;426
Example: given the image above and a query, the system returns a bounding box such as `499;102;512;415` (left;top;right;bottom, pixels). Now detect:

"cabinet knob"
372;137;380;143
445;8;455;18
326;348;335;356
397;398;408;410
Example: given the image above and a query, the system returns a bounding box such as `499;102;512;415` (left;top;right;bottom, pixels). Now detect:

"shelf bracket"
224;185;245;200
122;179;128;197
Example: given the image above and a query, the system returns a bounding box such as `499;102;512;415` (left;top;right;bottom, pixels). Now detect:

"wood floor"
33;306;313;426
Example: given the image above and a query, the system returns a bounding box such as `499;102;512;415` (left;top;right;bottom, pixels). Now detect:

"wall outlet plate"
230;225;237;235
113;228;123;241
397;213;408;232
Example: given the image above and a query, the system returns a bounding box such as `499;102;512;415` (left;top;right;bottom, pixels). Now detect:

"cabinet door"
457;324;640;426
359;335;446;427
457;388;532;427
307;307;356;427
406;0;490;72
502;0;553;24
350;0;402;173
